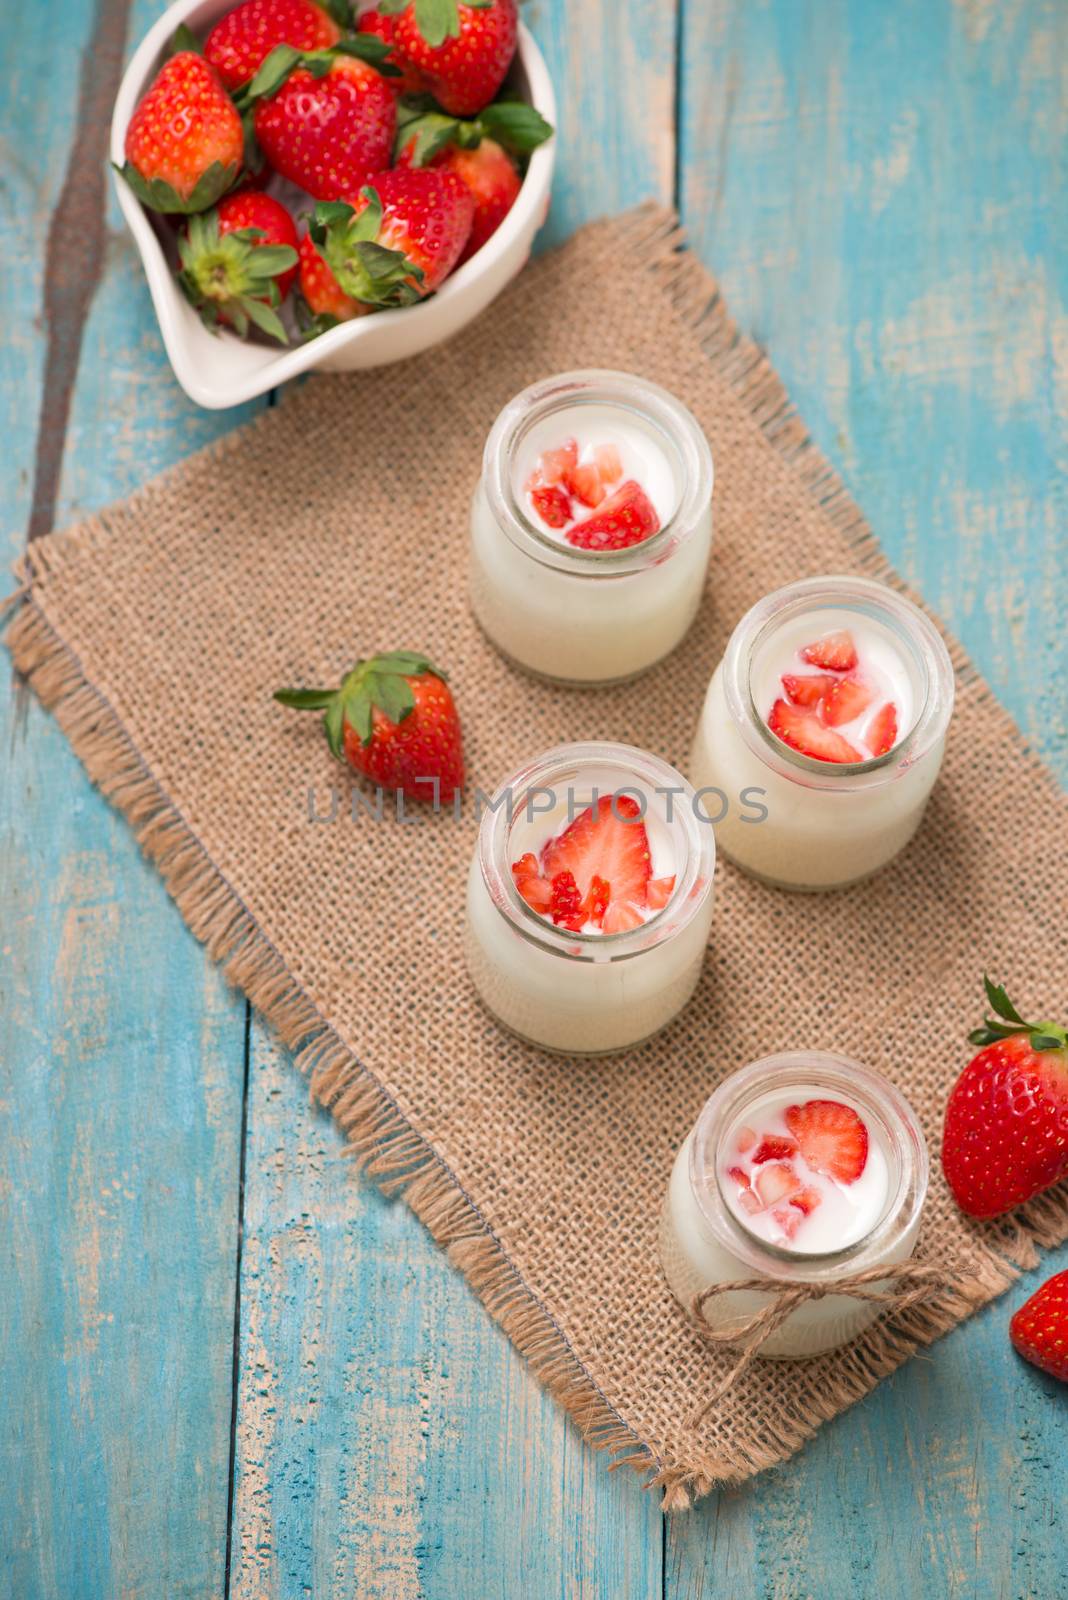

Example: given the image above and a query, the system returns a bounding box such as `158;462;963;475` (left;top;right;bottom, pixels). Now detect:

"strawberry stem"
969;976;1068;1053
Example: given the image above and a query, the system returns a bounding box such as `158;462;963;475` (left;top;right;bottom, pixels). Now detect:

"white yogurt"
689;577;955;890
469;371;714;685
464;744;716;1055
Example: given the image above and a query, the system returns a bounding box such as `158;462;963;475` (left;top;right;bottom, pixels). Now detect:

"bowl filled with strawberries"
111;0;556;408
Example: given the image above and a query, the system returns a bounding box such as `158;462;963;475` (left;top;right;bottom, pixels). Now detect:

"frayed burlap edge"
8;203;1068;1510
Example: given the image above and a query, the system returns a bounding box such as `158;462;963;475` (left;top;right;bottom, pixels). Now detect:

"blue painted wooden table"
4;3;1068;1595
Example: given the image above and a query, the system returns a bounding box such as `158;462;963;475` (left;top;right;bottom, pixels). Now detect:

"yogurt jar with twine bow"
660;1052;931;1393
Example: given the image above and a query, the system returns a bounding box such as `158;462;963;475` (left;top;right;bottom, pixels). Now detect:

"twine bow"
688;1260;951;1428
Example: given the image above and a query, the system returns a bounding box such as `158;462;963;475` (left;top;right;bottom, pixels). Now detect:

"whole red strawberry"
297;231;369;325
942;979;1068;1219
204;0;342;90
250;51;396;199
1010;1271;1068;1382
303;169;473;314
179;191;298;341
121;51;243;213
275;650;464;802
377;0;517;115
357;8;425;94
396;96;551;260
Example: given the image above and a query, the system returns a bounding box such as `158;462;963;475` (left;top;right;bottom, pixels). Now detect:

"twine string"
688;1260;950;1428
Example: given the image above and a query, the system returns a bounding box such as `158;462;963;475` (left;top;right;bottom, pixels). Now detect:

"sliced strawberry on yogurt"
529;483;572;528
751;1133;799;1164
565;458;606;508
537;439;578;486
549;868;585;930
567;480;661;552
540;793;652;910
781;672;837;708
768;699;863;764
646;875;676;911
727;1165;763;1214
784;1099;869;1184
868;701;899;756
772;1206;804;1241
510;851;552;912
821;676;874;727
601;901;644;934
789;1186;822;1216
801;630;858;672
754;1161;803;1209
594;442;623;483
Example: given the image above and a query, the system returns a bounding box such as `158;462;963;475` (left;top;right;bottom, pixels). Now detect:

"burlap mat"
9;206;1068;1506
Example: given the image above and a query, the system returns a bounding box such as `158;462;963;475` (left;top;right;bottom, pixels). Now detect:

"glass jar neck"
477;742;716;961
723;575;955;792
482;369;713;578
689;1051;928;1283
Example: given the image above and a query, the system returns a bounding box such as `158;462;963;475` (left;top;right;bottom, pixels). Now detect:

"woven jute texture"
9;206;1068;1506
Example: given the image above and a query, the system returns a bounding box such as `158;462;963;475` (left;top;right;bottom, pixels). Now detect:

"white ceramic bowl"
110;0;556;409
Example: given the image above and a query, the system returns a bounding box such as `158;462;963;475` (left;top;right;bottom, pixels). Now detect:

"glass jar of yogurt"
470;370;714;685
465;741;716;1054
660;1052;929;1358
690;575;955;889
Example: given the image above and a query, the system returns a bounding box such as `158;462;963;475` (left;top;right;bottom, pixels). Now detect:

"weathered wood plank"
229;1;678;1592
230;1036;663;1600
1;3;257;1594
672;0;1068;1592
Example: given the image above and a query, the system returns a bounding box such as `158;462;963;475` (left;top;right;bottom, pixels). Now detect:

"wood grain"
3;0;1068;1595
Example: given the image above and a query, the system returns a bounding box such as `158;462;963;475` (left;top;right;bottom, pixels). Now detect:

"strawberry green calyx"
309;194;423;308
378;0;492;50
117;157;240;217
178;211;297;342
969;976;1068;1055
237;35;399;106
396;92;552;164
275;650;446;760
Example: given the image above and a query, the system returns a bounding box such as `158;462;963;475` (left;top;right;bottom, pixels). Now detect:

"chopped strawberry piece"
565;459;606;508
727;1166;763;1213
736;1126;756;1154
754;1161;803;1208
751;1134;799;1164
530;483;573;528
566;480;661;552
549;869;585;929
540;794;652;910
821;676;874;727
594;442;623;483
772;1206;804;1240
582;874;611;927
511;853;552;910
801;630;858;671
781;672;837;708
602;901;644;934
537;439;578;487
646;875;676;911
784;1099;869;1184
869;701;899;756
767;699;863;764
789;1186;822;1216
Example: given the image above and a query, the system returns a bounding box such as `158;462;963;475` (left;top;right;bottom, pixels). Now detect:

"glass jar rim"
476;740;716;960
722;574;955;792
481;369;714;578
688;1051;929;1283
